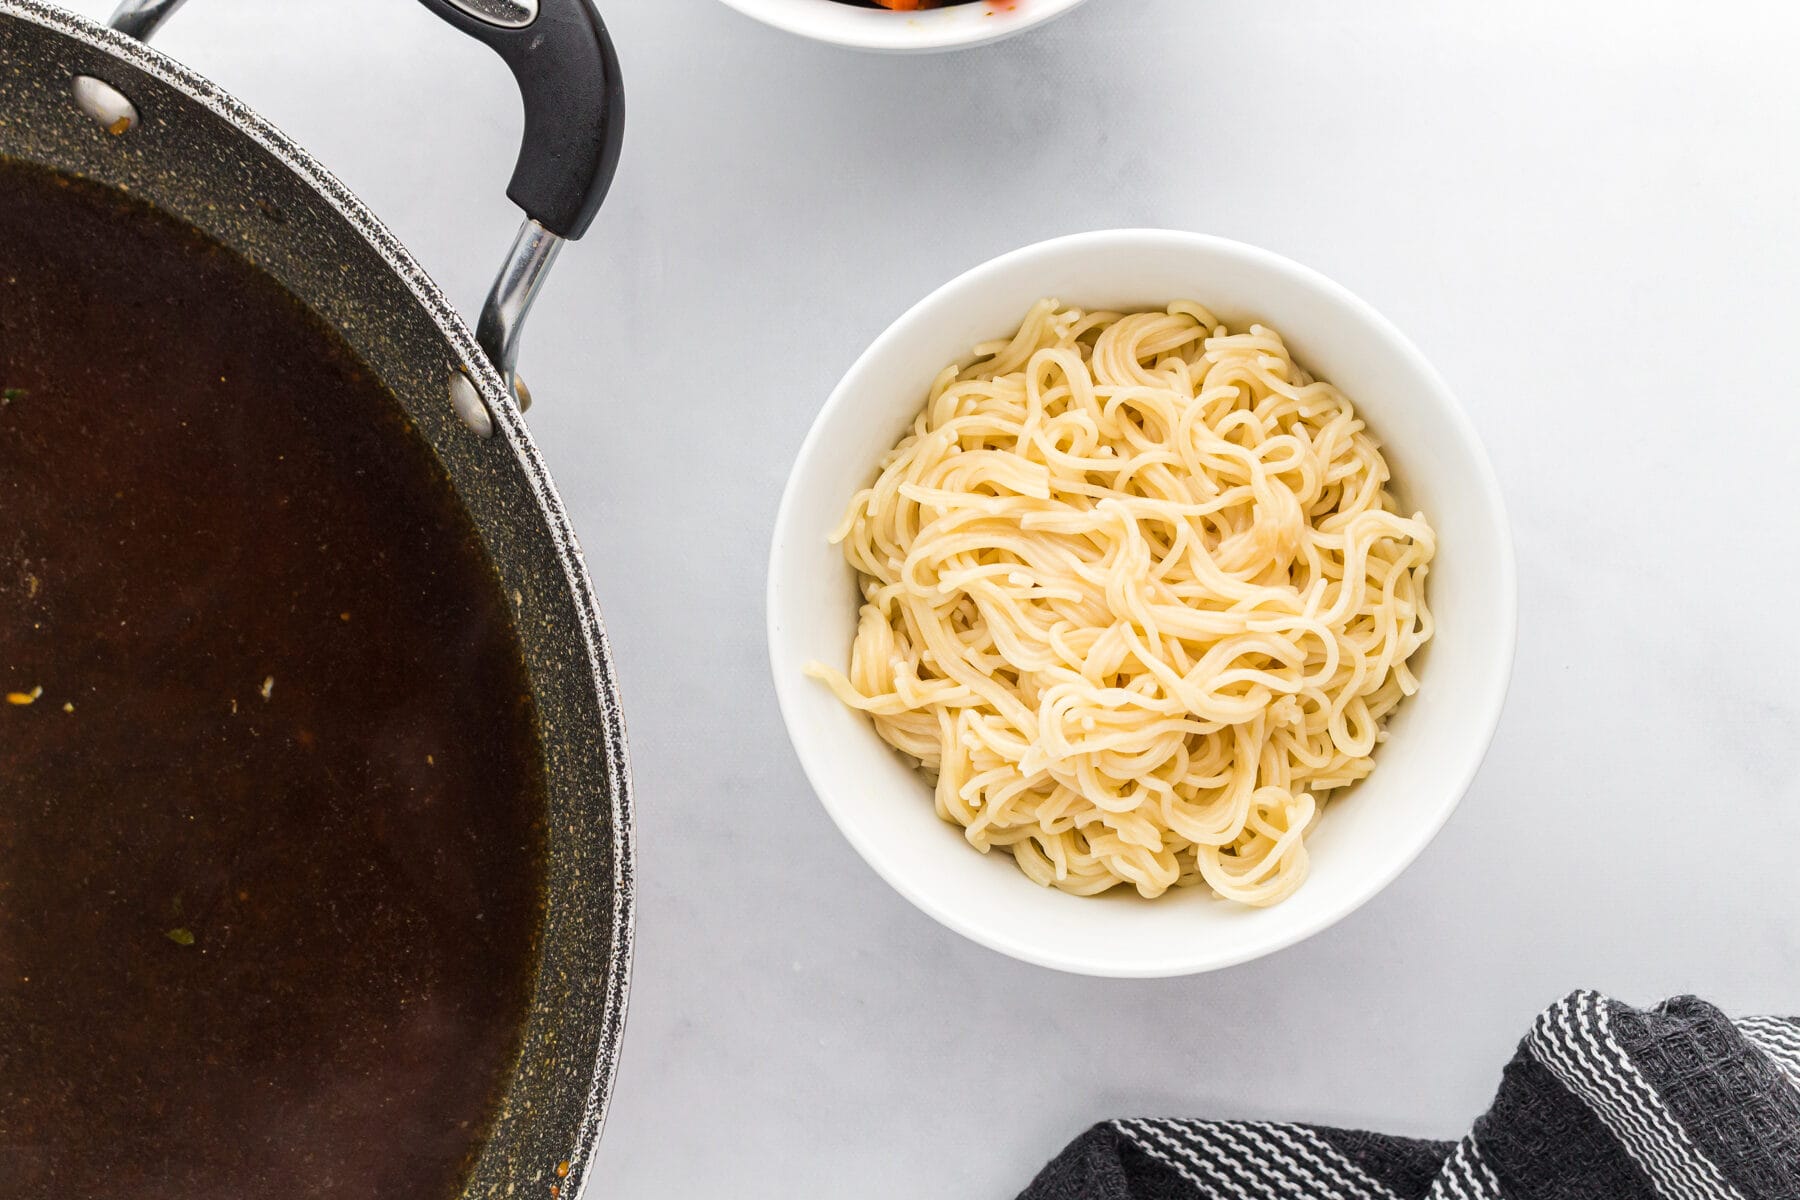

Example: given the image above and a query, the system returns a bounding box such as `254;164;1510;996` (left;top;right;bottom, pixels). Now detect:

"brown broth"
0;161;547;1200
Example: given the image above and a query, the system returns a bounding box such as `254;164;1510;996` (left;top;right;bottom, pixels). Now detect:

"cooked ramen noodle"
809;300;1435;905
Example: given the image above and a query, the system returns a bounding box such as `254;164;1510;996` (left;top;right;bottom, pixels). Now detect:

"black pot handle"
101;0;626;435
107;0;622;240
414;0;624;241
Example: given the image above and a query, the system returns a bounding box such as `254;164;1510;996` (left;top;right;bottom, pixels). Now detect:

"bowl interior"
768;231;1515;976
715;0;1088;52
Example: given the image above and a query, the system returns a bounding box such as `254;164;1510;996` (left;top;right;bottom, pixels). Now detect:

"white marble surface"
52;1;1800;1195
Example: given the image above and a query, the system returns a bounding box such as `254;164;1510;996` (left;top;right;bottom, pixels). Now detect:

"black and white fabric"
1020;991;1800;1200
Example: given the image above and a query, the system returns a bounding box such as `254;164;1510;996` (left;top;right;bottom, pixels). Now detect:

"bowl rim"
767;228;1518;976
713;0;1091;52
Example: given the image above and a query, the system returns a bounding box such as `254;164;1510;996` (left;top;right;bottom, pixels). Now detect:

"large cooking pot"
0;0;633;1196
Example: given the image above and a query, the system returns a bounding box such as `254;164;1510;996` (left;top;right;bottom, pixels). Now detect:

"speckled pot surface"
0;4;635;1196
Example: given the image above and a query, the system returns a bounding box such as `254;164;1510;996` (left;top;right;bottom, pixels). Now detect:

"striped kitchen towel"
1020;991;1800;1200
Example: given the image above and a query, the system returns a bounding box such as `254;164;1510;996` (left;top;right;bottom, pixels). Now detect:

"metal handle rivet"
448;368;494;440
70;76;139;135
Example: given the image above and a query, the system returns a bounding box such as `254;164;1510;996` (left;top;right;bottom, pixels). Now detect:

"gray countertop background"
54;1;1800;1195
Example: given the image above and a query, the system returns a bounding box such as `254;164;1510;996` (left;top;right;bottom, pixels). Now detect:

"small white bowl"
715;0;1089;53
768;230;1516;977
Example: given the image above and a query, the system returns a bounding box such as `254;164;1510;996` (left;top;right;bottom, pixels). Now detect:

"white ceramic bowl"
715;0;1089;53
768;230;1516;977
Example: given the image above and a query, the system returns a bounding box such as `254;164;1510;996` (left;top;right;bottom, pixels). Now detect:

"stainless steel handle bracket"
476;218;563;417
100;0;576;440
107;0;188;41
441;0;539;29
